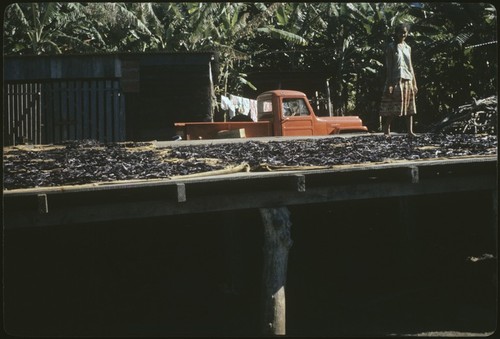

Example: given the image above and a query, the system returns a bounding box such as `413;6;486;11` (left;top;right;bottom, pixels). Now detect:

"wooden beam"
3;173;496;229
260;207;292;336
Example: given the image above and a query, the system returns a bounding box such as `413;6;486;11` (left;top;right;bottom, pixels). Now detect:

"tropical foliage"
3;2;497;130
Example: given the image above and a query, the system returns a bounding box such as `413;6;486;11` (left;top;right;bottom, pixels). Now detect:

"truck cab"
257;90;368;136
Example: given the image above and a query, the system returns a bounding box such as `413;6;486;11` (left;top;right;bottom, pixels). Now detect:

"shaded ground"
3;190;497;337
286;193;497;337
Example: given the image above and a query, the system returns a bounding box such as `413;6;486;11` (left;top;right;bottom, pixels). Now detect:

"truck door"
281;98;313;136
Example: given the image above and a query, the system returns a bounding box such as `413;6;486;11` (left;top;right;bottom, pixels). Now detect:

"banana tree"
80;2;164;52
409;2;497;127
3;2;93;54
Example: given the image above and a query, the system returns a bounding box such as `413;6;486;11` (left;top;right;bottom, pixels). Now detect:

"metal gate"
4;79;125;146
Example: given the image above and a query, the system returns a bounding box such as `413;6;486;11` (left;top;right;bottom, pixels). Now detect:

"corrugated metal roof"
4;50;217;59
4;52;218;81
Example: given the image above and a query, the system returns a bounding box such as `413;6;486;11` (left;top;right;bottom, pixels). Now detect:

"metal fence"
4;79;125;146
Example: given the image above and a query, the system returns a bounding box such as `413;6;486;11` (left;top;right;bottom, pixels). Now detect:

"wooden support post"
259;206;293;336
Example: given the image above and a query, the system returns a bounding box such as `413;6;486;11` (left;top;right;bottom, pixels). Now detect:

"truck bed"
174;121;272;140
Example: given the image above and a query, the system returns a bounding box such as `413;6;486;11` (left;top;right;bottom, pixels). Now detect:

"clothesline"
220;94;258;121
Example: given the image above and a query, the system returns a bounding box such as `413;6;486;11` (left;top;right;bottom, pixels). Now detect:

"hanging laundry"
228;94;258;121
221;95;236;118
230;94;243;114
249;99;258;121
242;98;251;115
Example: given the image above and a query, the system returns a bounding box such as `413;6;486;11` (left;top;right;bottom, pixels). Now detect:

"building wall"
4;52;215;145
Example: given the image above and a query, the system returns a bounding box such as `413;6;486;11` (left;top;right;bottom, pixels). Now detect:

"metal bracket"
38;194;48;214
294;174;306;192
176;183;187;202
408;166;419;184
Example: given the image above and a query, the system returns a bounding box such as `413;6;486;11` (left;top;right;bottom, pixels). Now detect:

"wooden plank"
90;81;97;140
36;83;42;144
10;83;17;144
9;83;15;143
97;80;105;142
27;83;32;142
14;84;21;144
30;83;36;144
44;82;54;144
5;84;11;144
72;81;79;140
67;81;76;141
29;83;34;142
13;83;19;142
20;83;26;142
23;83;30;143
34;82;41;144
112;80;120;142
60;81;69;141
105;80;113;143
30;83;36;143
53;82;62;143
82;81;90;139
3;173;496;229
260;207;292;335
75;81;83;140
9;84;15;144
119;82;126;141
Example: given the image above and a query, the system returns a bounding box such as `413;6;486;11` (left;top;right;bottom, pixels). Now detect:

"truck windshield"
282;98;310;117
258;99;273;120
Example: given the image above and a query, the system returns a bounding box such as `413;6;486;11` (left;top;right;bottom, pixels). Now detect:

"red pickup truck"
174;90;368;140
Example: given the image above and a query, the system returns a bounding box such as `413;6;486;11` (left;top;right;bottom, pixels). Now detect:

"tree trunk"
259;206;293;336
